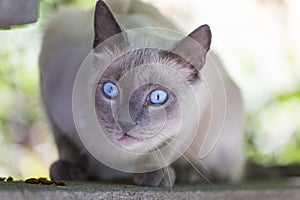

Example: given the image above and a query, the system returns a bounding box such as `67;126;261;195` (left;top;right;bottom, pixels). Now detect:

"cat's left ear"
171;25;211;70
93;0;127;48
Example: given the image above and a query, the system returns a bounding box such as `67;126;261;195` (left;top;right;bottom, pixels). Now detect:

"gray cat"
39;0;245;187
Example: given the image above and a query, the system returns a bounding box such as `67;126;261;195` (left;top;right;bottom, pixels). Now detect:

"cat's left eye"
149;89;168;105
103;82;119;99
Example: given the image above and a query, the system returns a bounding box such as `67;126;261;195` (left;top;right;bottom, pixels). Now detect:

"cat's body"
40;0;245;186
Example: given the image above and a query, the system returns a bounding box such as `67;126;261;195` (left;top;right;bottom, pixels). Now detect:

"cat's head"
93;1;211;153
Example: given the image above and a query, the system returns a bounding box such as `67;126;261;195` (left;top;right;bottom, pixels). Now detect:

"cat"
39;0;245;187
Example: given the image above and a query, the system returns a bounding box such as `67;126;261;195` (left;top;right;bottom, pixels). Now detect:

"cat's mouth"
118;133;142;141
115;132;163;152
118;132;155;142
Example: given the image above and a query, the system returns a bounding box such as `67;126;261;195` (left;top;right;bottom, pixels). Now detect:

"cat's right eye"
149;89;168;105
102;82;119;99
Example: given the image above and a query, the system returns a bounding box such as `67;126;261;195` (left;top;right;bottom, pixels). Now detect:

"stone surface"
1;179;300;200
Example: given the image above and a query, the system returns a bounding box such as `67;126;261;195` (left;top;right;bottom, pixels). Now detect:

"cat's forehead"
102;48;165;78
99;48;195;91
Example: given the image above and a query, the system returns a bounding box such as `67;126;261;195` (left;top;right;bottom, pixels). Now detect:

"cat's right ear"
170;25;211;71
93;0;127;48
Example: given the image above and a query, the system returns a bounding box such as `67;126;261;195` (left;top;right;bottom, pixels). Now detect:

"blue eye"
149;89;168;105
103;82;119;98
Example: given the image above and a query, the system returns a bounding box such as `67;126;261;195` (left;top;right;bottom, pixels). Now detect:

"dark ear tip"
199;24;211;35
201;24;210;29
95;0;108;11
189;24;212;39
96;0;104;6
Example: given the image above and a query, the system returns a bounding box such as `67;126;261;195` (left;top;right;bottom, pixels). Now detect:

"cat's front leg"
133;166;176;187
50;159;89;181
49;131;89;181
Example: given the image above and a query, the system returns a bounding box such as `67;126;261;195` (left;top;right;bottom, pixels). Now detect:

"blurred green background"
0;0;97;179
0;0;300;179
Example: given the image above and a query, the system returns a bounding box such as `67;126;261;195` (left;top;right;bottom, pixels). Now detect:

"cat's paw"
133;167;176;187
50;160;88;181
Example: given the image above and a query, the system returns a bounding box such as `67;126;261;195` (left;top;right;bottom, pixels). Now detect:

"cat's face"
95;48;196;152
93;1;211;153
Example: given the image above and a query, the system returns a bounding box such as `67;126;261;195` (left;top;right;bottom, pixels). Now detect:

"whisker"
146;141;162;168
155;132;211;174
148;139;173;189
153;125;205;150
155;134;214;185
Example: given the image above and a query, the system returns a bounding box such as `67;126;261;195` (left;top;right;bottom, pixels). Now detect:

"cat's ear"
171;25;211;70
93;0;127;48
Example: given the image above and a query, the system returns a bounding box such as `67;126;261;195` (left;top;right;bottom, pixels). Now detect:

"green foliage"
246;91;300;165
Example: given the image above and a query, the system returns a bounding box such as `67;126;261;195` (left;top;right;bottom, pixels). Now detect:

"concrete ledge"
1;179;300;200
